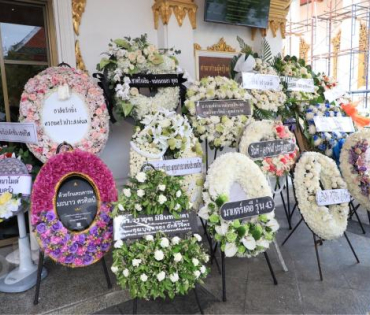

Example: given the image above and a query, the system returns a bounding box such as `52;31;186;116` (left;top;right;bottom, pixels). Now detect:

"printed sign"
242;73;281;91
220;196;275;221
41;92;91;145
0;175;32;195
316;189;351;206
196;99;252;118
0;122;38;144
114;211;198;240
198;56;233;79
129;74;180;88
55;175;98;232
286;77;315;93
324;86;346;103
148;157;202;176
248;139;296;159
313;116;355;133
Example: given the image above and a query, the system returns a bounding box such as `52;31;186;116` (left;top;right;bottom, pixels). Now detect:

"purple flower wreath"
31;150;117;267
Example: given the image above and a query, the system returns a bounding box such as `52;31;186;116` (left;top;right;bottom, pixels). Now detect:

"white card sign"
324;86;346;103
41;92;91;145
286;78;315;93
148;157;202;176
0;175;32;196
316;189;351;206
242;73;281;91
0;122;38;144
313;116;355;133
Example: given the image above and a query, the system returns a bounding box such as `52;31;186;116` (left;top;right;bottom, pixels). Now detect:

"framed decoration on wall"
194;38;239;80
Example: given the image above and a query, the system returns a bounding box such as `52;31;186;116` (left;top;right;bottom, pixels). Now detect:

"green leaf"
121;101;134;117
99;58;111;70
261;38;273;63
113;38;130;49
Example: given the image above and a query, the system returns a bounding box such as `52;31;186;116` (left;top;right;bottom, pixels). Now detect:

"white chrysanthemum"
154;250;164;261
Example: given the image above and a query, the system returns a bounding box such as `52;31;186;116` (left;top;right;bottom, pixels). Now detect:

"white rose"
160;237;170;248
114;240;123;248
123;269;129;277
137;189;145;197
135;204;142;212
123;188;131;197
176;190;182;197
158;194;167;205
111;266;119;273
136;172;147;183
140;274;148;282
154;250;164;261
200;265;206;274
171;236;181;245
132;259;142;267
192;258;199;266
145;235;154;242
137;55;146;64
118;204;124;211
158;184;166;191
170;273;179;283
194;270;201;279
193;234;202;242
173;253;182;262
128;52;136;62
130;87;139;96
157;271;166;282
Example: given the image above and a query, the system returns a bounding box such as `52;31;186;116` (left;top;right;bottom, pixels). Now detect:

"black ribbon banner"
248;139;296;159
114;210;198;240
196;99;252;118
220;196;275;221
128;74;185;88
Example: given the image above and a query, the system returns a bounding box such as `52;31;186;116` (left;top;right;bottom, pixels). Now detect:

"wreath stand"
281;177;360;281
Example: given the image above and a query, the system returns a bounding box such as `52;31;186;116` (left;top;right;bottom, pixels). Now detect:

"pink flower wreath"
31;150;117;267
19;66;109;163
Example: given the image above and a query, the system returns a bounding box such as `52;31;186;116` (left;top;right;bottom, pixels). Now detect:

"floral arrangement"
199;153;279;258
113;169;191;218
31;150;117;268
294;152;349;240
0;192;22;221
184;76;251;149
340;129;370;211
130;110;204;209
239;120;298;177
301;103;350;156
19;67;109;163
98;34;180;120
111;169;209;300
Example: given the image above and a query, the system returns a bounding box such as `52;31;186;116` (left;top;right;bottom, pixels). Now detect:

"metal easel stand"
348;200;367;234
132;284;204;314
272;175;292;230
220;247;278;302
33;251;112;305
281;216;360;281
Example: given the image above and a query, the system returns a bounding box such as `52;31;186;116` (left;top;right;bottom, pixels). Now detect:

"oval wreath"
294;152;349;240
199;152;279;258
129;110;204;209
98;35;180;120
340;129;370;211
19;67;110;163
184;76;251;149
239;120;299;177
31;150;117;267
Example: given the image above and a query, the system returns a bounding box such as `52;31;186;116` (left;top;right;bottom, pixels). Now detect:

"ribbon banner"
128;74;185;88
148;157;203;176
313;116;355;133
0;175;32;196
242;73;281;91
282;77;315;93
0;122;38;144
316;189;351;206
248;139;296;159
196;99;252;118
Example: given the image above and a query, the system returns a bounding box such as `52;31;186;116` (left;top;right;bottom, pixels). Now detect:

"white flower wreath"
129;110;204;209
199;152;279;258
239;120;298;177
340;129;370;211
294;152;349;240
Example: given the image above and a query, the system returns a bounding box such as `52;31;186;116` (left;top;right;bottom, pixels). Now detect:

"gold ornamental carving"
72;0;86;36
207;38;236;52
152;0;197;29
75;40;87;71
358;23;368;88
331;30;341;80
299;38;310;63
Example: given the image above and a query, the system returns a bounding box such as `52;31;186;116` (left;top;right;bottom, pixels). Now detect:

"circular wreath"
111;169;209;300
294;152;349;240
301;103;351;157
31;150;117;267
129;110;204;209
19;67;109;163
340;129;370;211
239;120;299;177
199;152;279;258
98;34;180;120
184;76;251;149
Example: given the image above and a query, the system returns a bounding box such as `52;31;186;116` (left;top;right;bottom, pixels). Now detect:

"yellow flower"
0;192;12;206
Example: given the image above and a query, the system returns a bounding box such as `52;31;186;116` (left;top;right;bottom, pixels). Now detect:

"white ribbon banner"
148;157;203;176
0;175;32;196
0;122;38;144
324;86;346;103
316;189;351;206
313;116;355;133
285;77;315;93
242;73;281;91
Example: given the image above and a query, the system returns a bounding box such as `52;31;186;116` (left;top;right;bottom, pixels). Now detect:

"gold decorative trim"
72;0;86;36
75;40;87;72
358;23;368;88
206;38;236;52
193;43;202;51
299;38;310;63
152;0;197;29
332;30;341;80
